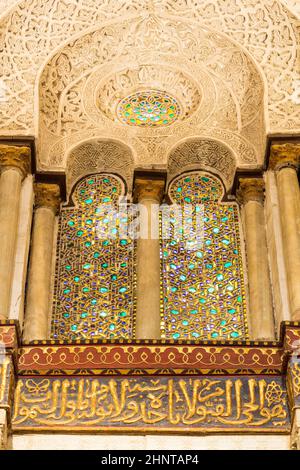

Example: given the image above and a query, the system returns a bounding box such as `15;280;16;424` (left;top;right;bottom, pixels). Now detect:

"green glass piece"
231;331;239;338
173;333;180;339
85;198;93;204
171;309;179;315
68;220;75;227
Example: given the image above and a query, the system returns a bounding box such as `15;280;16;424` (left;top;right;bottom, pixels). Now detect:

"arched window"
51;173;136;340
160;171;248;341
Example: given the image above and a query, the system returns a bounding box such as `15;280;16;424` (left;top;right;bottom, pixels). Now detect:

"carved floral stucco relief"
0;0;298;173
38;14;262;169
0;1;298;131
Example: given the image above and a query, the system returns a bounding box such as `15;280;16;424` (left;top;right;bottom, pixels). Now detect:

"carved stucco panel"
0;0;297;136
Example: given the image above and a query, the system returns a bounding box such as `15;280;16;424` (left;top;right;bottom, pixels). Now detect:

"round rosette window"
117;90;181;127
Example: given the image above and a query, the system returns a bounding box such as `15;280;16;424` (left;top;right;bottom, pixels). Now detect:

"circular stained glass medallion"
117;90;181;127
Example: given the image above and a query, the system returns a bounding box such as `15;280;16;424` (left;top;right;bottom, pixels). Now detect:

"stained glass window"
117;90;180;127
51;174;136;340
160;171;248;341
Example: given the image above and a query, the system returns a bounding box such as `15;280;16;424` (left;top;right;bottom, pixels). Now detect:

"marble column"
271;143;300;321
23;183;61;341
0;145;31;321
134;175;165;339
238;178;274;339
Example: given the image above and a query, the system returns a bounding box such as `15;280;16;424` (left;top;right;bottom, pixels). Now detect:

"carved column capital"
133;176;166;203
270;143;300;171
237;178;265;205
34;183;61;215
0;145;31;179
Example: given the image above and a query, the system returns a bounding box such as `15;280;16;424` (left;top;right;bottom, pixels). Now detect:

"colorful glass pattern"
160;171;248;341
51;174;136;340
117;90;180;127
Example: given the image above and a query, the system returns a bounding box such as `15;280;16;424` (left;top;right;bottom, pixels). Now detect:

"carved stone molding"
34;183;61;214
237;178;265;205
270;143;300;170
0;145;31;179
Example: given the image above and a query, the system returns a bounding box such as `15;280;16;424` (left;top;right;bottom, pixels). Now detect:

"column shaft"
133;173;166;339
0;169;23;320
238;179;274;339
277;167;300;320
23;182;61;341
135;198;161;339
23;207;56;340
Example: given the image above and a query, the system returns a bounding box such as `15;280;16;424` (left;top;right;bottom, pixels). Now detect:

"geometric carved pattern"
66;140;135;193
168;139;237;189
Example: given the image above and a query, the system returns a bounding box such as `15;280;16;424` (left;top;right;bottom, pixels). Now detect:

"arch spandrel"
65;139;135;196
